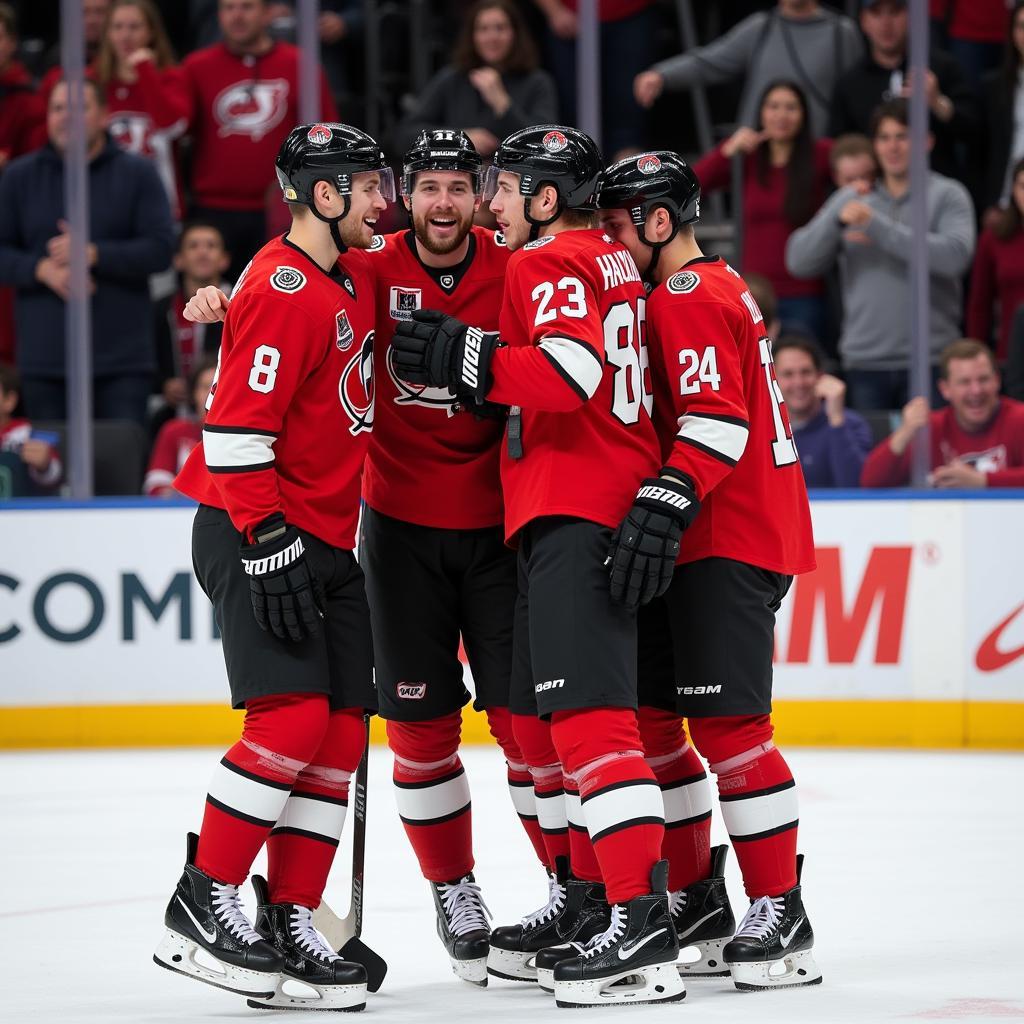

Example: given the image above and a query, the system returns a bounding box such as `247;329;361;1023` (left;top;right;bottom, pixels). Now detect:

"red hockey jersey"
362;227;510;529
487;228;660;540
145;418;201;496
175;235;375;548
647;257;815;575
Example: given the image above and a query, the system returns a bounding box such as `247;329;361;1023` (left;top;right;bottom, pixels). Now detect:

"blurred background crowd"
0;0;1022;498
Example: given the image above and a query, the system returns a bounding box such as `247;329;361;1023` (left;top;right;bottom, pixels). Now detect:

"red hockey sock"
388;712;472;882
485;706;548;867
267;708;365;908
690;715;798;898
196;693;330;884
511;713;569;871
551;708;665;905
563;776;602;883
638;706;712;891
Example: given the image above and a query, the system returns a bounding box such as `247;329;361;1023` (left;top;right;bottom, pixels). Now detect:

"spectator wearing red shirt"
861;339;1024;488
0;363;61;496
144;353;216;496
179;0;338;280
695;79;833;344
39;0;111;104
931;0;1008;89
967;159;1024;361
94;0;188;220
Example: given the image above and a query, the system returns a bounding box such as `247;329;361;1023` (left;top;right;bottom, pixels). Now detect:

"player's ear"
539;183;559;216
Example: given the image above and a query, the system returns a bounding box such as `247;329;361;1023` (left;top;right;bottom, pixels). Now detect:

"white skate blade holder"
246;975;367;1012
153;928;278;999
451;954;488;987
677;936;731;978
729;948;822;991
554;962;686;1008
536;966;555;993
486;945;538;982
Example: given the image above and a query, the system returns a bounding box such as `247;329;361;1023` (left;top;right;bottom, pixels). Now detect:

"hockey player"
390;125;686;1008
153;122;394;1011
595;151;822;992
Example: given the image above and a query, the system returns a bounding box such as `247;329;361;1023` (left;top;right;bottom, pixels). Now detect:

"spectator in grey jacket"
786;99;976;410
393;0;557;158
634;0;862;138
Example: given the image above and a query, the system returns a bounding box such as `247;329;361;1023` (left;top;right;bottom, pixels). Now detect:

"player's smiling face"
339;171;389;249
598;207;646;269
487;171;529;250
407;171;479;256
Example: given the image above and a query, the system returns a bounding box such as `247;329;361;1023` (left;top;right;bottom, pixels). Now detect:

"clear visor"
350;166;396;203
482;164;518;203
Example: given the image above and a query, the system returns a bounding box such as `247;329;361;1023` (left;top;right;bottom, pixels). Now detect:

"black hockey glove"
240;513;325;643
391;309;501;406
607;472;701;610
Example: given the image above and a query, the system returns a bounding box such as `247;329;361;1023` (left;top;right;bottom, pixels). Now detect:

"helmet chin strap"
636;204;679;283
523;195;564;242
309;192;352;255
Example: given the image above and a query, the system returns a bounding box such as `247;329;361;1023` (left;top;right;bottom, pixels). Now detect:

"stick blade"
340;936;388;993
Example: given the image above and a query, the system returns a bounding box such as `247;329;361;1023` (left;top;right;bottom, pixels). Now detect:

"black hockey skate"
153;833;283;999
429;873;492;986
487;856;609;986
724;854;822;991
669;844;736;978
245;875;367;1011
551;860;686;1008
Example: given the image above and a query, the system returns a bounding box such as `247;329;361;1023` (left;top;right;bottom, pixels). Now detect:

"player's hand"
240;514;325;643
607;473;701;610
391;309;501;404
184;285;230;323
634;71;664;108
930;460;986;489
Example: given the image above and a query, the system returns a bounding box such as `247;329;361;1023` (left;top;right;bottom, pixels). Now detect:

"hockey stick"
312;716;388;992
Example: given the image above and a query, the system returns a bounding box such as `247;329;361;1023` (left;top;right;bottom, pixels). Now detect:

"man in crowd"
861;338;1024;487
786;99;975;410
0;78;174;423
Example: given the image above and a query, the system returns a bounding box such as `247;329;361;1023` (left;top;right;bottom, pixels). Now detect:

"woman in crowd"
393;0;557;158
694;79;833;344
980;1;1024;216
94;0;187;219
967;158;1024;363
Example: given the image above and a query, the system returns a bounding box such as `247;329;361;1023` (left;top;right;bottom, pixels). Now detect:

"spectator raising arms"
95;0;188;219
694;80;833;342
0;362;61;496
634;0;862;137
980;1;1024;213
862;339;1024;487
773;334;873;488
967;158;1024;361
394;0;557;158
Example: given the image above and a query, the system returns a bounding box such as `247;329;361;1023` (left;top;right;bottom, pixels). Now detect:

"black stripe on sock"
591;815;665;844
539;825;570;836
289;789;349;807
269;825;340;847
665;809;713;830
581;777;660;804
730;819;799;843
718;779;796;803
399;801;472;827
393;766;465;790
660;772;708;792
205;793;277;829
219;757;293;791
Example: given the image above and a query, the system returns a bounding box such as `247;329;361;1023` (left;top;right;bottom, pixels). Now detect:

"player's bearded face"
409;172;477;255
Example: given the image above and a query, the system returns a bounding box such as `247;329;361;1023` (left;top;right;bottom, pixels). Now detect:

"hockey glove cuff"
607;471;701;610
240;513;325;643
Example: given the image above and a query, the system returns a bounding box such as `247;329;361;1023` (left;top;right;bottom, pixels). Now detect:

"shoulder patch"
602;233;615;245
493;230;507;247
269;266;307;293
666;270;701;295
523;235;555;251
369;234;386;252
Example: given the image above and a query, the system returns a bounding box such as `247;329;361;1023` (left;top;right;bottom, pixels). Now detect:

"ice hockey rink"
2;744;1022;1024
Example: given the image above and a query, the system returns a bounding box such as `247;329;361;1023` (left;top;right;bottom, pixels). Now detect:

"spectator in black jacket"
980;1;1024;215
0;78;174;423
393;0;557;157
829;0;977;185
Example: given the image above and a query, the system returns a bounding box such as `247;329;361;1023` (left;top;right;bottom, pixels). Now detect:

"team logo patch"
396;683;427;700
307;123;333;146
269;266;306;293
213;79;288;141
637;153;662;175
336;310;354;350
542;130;568;153
389;286;422;321
342;276;356;298
666;270;700;294
440;274;454;289
523;235;555;251
493;230;507;247
339;330;375;434
387;348;456;415
369;234;386;252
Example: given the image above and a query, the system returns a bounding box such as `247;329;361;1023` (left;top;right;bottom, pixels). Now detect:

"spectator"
774;334;872;487
830;0;977;185
634;0;862;138
695;80;833;342
0;5;45;169
40;0;112;103
967;158;1024;361
95;0;188;219
1006;303;1024;400
0;79;175;423
980;1;1024;213
786;99;976;410
861;338;1024;486
154;220;230;411
931;0;1008;90
143;352;216;496
179;0;338;280
532;0;656;158
395;0;557;158
0;362;62;496
745;271;782;341
830;132;878;191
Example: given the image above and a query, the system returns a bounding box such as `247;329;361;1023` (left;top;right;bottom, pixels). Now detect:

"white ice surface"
1;746;1023;1023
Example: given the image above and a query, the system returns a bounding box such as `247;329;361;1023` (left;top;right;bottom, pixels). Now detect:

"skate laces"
734;895;786;941
521;874;567;930
439;877;492;936
581;904;626;959
667;889;687;917
289;905;341;962
210;881;264;945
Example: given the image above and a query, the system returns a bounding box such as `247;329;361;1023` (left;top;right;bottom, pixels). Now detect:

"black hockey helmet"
402;128;483;195
483;124;603;237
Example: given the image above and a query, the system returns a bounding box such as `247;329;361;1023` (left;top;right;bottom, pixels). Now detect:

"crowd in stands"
0;0;1022;497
